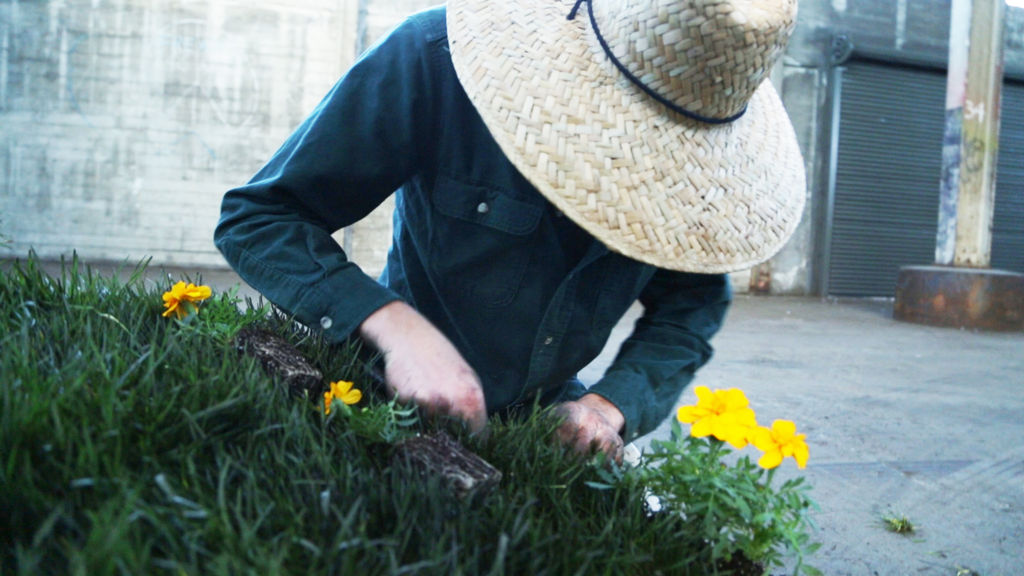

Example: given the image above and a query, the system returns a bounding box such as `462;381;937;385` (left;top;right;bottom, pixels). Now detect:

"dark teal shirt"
214;6;730;440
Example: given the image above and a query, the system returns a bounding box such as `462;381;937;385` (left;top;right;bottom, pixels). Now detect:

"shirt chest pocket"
429;178;544;308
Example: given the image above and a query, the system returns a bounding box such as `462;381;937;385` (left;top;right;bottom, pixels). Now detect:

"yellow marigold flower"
323;380;362;415
677;386;758;449
161;281;212;319
753;419;809;470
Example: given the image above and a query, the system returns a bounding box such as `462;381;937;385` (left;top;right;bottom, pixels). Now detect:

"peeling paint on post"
896;0;1020;332
937;0;1006;268
895;0;908;50
954;0;1005;268
936;0;971;266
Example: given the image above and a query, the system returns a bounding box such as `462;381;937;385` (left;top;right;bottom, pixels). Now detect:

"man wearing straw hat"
215;0;805;459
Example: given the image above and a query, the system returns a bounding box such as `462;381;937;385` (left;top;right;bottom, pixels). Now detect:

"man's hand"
359;301;487;433
554;393;625;462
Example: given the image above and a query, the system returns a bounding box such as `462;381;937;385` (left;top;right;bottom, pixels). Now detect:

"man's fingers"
449;381;487;433
451;394;488;434
597;432;625;464
361;301;488;434
465;410;488;435
554;400;624;462
582;427;623;462
397;382;487;434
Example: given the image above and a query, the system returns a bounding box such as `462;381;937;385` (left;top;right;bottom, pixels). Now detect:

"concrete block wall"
1;0;357;268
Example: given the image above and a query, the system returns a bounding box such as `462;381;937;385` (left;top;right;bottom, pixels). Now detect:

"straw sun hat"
447;0;806;273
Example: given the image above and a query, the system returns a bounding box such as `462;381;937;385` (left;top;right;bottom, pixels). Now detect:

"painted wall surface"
339;0;436;277
0;0;356;267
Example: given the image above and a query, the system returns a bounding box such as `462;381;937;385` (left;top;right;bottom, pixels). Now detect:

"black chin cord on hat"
567;0;747;125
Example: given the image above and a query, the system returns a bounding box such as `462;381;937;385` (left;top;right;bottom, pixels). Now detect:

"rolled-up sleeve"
214;16;435;341
587;271;731;440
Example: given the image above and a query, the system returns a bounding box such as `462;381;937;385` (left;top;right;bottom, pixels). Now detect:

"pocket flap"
433;175;544;236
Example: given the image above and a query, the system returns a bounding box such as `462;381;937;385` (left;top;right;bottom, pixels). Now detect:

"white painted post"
936;0;1007;268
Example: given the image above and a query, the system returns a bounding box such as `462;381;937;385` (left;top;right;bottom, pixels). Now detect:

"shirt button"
476;202;490;214
543;336;554;345
320;316;333;329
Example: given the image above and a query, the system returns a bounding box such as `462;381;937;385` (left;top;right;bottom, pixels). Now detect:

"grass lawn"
2;256;732;576
1;255;817;575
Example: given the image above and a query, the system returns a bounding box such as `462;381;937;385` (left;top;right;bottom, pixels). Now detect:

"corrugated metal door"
992;85;1024;273
828;61;1024;296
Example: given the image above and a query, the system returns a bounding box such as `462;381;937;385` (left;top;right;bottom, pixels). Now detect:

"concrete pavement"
585;295;1024;576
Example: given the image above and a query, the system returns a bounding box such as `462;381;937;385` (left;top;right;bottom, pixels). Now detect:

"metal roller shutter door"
828;61;1024;297
992;85;1024;273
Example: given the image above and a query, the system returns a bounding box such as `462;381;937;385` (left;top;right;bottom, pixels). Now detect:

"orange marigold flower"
161;281;212;319
752;419;809;470
323;380;362;415
677;386;758;449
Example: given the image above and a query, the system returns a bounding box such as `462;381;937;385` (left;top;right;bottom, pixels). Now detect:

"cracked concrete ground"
584;295;1023;576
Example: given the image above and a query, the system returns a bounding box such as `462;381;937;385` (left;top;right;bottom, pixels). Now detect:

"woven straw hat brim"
447;0;806;273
